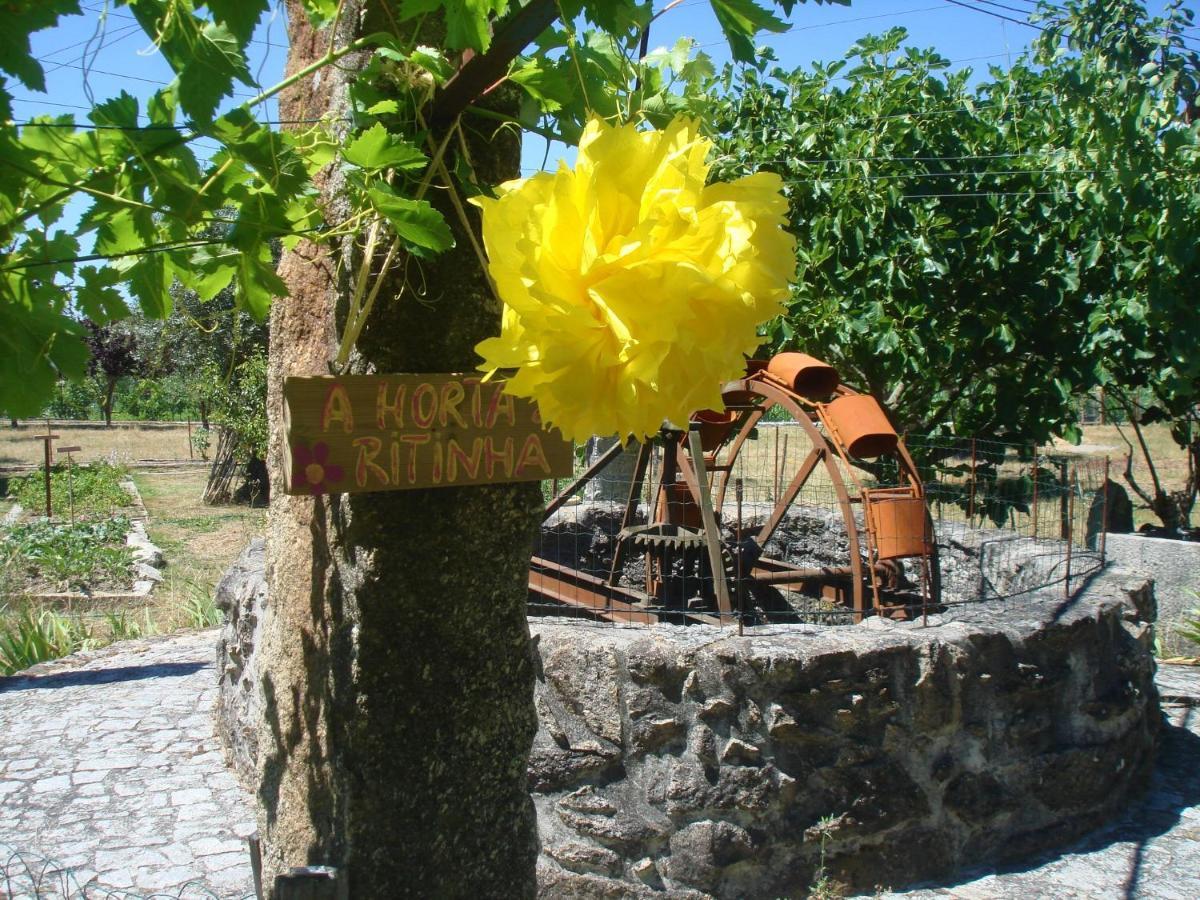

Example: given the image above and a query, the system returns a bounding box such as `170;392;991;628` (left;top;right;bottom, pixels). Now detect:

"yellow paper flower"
473;117;796;443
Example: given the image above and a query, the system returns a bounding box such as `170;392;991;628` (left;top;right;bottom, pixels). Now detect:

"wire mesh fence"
0;843;251;900
534;427;1115;629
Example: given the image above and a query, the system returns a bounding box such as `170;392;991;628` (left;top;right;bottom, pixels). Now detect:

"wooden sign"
283;373;573;495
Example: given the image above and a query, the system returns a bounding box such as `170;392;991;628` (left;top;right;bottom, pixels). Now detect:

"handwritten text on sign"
283;374;573;495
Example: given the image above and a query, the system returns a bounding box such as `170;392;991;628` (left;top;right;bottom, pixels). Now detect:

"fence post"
1100;455;1110;564
1063;466;1077;600
1031;446;1039;540
967;438;978;525
1058;459;1070;540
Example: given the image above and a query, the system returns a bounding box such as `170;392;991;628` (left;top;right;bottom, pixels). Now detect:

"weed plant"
0;604;96;675
8;462;129;517
182;592;222;629
1178;591;1200;651
0;517;134;592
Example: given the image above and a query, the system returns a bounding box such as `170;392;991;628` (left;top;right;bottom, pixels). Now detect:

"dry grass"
132;469;266;631
0;421;201;467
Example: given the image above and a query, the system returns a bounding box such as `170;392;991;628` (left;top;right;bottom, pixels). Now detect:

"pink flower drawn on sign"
292;441;344;494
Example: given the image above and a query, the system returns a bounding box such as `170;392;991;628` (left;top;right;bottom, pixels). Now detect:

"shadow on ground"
0;661;208;692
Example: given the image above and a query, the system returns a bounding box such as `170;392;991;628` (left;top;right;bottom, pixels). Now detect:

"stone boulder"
214;538;267;787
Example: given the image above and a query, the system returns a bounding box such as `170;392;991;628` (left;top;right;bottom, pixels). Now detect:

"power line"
899;188;1070;199
76;1;284;54
0;225;326;274
38;23;142;70
11;118;330;131
970;0;1046;18
695;4;950;50
941;0;1046;32
38;59;261;100
10;97;94;111
782;167;1111;185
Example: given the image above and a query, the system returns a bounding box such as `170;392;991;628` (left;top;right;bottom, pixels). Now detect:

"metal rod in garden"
59;446;82;525
1064;467;1077;600
685;427;732;620
35;430;60;518
1101;455;1110;563
187;418;194;460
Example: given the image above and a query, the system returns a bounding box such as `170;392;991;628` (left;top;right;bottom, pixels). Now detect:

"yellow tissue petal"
474;116;796;442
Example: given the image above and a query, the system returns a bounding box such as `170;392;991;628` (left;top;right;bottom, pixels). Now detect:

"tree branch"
429;0;560;127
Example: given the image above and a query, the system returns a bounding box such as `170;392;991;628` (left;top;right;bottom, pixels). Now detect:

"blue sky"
15;1;1190;211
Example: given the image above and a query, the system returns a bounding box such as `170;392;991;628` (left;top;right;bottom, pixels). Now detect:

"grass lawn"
133;469;266;631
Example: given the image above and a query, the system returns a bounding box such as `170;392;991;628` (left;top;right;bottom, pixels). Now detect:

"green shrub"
8;462;129;516
43;379;101;419
115;374;199;421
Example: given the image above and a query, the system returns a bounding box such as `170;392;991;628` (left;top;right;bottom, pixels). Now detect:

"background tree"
708;0;1200;527
202;351;269;504
84;319;140;426
1034;0;1200;531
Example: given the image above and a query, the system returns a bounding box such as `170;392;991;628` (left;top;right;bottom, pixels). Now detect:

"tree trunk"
254;4;541;897
102;376;116;426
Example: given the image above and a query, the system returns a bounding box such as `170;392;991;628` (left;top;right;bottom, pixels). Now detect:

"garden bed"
0;463;160;601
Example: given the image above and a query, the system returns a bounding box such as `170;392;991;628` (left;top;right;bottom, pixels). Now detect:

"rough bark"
254;4;541;897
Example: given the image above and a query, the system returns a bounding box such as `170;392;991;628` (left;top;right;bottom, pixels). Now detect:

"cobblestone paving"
2;631;1198;900
878;662;1200;900
1;629;255;899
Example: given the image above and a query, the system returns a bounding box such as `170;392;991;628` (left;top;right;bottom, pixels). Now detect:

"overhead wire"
941;0;1047;32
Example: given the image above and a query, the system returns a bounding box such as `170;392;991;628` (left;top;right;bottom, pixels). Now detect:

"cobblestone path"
1;630;1198;899
1;629;255;899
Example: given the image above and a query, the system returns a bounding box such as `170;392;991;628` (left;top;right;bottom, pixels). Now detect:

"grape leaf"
343;123;427;172
709;0;788;64
367;187;454;256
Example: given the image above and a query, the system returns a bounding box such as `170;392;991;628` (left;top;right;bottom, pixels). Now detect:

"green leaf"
76;266;131;323
0;0;82;93
0;281;88;417
367;187;454;256
709;0;788;64
122;253;173;318
400;0;507;52
296;0;339;28
205;0;271;44
342;123;427;172
127;0;253;124
235;240;288;319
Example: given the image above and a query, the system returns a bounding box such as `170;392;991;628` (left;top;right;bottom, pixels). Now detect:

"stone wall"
1105;533;1200;658
215;545;1160;898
